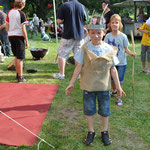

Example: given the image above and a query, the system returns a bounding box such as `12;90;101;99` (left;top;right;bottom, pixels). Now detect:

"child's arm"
65;62;83;95
5;22;9;32
22;24;29;49
124;47;136;59
110;66;126;97
0;23;6;31
138;28;150;36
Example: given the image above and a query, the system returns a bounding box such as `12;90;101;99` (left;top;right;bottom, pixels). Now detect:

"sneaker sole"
104;141;112;146
53;74;65;80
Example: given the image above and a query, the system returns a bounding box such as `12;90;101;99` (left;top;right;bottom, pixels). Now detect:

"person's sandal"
101;131;112;146
139;70;146;73
146;72;150;75
83;131;96;146
116;97;123;106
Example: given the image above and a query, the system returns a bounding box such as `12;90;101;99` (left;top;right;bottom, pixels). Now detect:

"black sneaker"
101;131;112;146
18;76;27;83
16;73;19;80
83;131;96;146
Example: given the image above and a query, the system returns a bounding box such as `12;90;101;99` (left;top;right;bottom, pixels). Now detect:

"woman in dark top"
101;0;114;34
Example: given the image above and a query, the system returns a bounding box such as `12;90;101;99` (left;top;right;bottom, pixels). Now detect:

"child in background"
138;17;150;75
40;25;50;41
6;0;28;82
104;14;136;106
66;16;126;146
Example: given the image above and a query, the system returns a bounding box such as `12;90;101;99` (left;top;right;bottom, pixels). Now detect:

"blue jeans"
112;65;126;84
0;33;11;57
83;91;111;117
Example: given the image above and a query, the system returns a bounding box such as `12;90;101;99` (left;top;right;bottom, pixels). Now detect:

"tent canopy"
113;0;150;21
113;0;150;7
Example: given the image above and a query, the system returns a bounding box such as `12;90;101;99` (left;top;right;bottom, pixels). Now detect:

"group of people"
53;0;149;147
27;15;63;41
122;8;147;24
52;0;124;146
1;0;150;147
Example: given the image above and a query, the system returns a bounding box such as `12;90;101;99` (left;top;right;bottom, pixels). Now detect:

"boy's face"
88;29;104;45
110;18;120;31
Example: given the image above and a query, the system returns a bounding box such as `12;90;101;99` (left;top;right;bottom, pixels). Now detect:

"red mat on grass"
0;83;58;146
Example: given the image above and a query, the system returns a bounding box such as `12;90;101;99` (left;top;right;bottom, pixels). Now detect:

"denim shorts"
112;65;126;84
58;38;84;60
141;45;150;62
83;91;111;117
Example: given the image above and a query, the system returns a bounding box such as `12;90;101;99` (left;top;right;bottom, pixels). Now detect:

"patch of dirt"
59;107;79;121
113;128;148;150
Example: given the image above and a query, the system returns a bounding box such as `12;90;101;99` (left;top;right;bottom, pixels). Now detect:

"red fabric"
0;83;59;146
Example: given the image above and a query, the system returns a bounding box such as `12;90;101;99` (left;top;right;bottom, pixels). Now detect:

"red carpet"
0;83;58;146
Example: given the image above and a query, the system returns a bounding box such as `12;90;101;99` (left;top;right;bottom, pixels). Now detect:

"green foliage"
5;0;149;21
6;0;125;21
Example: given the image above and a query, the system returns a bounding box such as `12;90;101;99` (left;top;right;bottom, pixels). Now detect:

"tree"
24;0;124;20
5;0;124;21
24;0;56;21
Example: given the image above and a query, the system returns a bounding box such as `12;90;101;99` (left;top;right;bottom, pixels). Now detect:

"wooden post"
130;30;135;106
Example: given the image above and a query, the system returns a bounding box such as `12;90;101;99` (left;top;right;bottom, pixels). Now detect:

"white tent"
113;0;150;21
113;0;150;7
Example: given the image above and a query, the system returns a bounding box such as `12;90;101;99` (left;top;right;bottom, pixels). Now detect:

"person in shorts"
65;15;126;146
0;6;11;57
6;0;28;82
53;0;88;80
138;17;150;75
104;14;136;106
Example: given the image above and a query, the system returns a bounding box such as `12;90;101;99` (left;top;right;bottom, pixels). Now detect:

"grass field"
0;35;150;150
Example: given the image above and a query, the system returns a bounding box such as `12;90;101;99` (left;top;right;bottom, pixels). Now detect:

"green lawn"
0;36;150;150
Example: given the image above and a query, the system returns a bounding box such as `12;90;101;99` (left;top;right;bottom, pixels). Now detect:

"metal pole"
53;0;59;62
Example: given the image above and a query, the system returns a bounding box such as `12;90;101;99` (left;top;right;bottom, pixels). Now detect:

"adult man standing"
53;0;88;80
0;6;11;57
32;13;39;35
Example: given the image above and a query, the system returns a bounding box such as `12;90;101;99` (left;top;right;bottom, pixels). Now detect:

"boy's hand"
117;88;126;98
65;84;74;96
26;41;29;49
131;53;136;59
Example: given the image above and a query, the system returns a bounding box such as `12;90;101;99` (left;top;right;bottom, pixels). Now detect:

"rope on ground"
0;110;55;149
